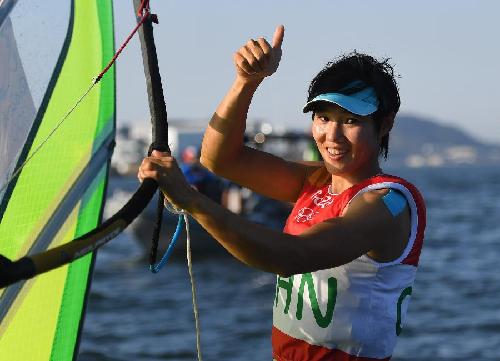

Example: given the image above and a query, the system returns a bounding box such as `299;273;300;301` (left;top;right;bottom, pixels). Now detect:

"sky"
113;0;500;144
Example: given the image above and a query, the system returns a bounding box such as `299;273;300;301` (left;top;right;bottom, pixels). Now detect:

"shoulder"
339;176;415;234
356;187;390;202
342;187;393;218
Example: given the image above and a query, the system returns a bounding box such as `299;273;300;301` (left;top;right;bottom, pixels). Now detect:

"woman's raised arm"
200;25;313;202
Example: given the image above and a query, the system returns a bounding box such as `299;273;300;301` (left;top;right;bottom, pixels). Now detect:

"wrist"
162;184;198;212
233;76;263;91
180;188;205;215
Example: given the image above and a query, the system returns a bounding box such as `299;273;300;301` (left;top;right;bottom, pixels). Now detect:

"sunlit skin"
311;104;383;194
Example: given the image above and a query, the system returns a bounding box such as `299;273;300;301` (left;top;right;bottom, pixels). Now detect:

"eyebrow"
313;107;359;117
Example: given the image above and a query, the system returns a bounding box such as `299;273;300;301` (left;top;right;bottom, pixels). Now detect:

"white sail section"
0;17;35;202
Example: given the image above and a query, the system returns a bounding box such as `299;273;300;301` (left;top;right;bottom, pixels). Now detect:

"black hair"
307;52;400;159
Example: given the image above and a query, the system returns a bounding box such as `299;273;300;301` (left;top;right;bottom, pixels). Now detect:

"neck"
330;162;382;194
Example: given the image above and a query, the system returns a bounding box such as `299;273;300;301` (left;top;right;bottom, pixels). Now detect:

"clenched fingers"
246;39;268;69
138;158;159;183
234;51;255;75
138;155;176;183
233;39;272;75
234;46;262;74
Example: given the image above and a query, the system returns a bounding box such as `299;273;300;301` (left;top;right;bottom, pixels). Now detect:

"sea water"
78;166;500;361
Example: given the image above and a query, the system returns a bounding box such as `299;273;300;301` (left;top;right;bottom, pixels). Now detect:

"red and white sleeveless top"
272;173;426;361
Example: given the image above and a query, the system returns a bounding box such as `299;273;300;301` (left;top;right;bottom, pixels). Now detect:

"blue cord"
149;214;184;273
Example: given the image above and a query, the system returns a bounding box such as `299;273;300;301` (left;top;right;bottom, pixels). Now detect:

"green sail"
0;0;115;359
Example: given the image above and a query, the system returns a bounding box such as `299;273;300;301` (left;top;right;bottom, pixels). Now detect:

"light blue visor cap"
303;84;379;116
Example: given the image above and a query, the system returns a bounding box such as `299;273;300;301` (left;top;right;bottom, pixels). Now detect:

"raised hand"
233;25;285;83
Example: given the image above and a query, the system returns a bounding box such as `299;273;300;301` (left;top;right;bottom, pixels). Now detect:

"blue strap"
149;214;184;273
382;190;407;217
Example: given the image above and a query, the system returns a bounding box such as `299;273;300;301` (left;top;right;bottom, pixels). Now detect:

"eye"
344;118;359;125
315;114;329;123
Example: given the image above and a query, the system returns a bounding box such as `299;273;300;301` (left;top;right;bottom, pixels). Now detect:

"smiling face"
312;103;382;183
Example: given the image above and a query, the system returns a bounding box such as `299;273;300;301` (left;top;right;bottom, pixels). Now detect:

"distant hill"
386;114;500;167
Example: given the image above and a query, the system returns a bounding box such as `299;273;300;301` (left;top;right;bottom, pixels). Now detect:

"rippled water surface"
78;167;500;361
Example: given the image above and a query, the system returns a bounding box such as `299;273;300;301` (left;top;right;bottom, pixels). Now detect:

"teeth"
327;148;345;156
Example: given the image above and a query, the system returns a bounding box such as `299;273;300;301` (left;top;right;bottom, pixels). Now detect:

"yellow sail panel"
0;206;79;359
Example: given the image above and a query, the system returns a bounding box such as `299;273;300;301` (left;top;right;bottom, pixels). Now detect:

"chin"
323;161;350;176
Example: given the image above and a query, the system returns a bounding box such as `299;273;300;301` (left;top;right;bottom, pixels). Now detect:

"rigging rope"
151;201;203;361
148;210;184;273
185;212;203;361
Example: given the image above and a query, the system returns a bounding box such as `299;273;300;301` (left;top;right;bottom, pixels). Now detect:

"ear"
378;112;395;139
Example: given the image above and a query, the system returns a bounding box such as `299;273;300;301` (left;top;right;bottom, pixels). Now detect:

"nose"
325;121;344;142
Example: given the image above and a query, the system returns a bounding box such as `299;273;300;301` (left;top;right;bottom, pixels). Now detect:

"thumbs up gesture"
233;25;285;82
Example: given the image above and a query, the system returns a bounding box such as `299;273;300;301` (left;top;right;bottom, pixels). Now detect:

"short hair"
307;52;400;159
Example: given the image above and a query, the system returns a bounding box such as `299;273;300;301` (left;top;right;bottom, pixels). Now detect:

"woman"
139;25;426;361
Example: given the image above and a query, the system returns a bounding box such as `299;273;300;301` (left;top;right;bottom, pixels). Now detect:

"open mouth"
327;148;347;157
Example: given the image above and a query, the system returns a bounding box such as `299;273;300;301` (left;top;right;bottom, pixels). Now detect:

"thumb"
272;24;285;49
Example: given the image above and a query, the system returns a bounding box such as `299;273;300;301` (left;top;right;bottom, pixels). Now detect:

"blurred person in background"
139;25;426;360
179;145;225;205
